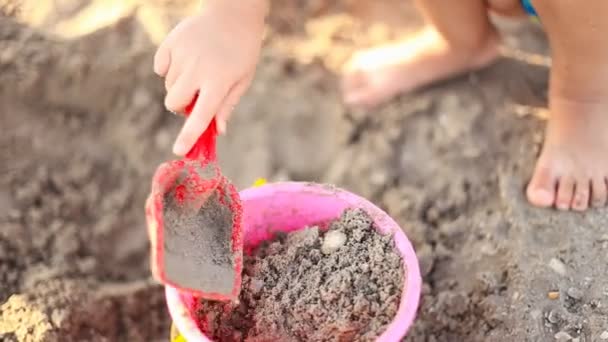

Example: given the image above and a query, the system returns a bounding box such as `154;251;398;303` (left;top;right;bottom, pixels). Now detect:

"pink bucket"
165;182;422;341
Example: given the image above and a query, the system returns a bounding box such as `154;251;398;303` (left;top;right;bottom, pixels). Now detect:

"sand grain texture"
198;209;404;342
1;1;608;341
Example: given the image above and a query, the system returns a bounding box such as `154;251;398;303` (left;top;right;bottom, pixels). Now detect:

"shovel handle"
183;93;217;161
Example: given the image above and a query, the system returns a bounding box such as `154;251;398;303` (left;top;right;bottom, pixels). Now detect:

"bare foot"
341;28;500;107
527;98;608;211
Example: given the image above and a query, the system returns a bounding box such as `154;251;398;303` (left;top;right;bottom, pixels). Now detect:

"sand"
162;187;236;295
197;209;404;342
2;0;608;341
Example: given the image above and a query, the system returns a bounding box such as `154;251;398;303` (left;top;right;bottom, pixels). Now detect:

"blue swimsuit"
521;0;538;17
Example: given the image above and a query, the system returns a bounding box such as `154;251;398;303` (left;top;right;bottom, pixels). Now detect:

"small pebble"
549;258;567;276
548;291;560;300
250;278;264;294
547;310;561;324
554;331;572;341
51;309;67;327
600;331;608;340
512;291;520;301
572;338;580;342
567;287;583;300
321;230;347;254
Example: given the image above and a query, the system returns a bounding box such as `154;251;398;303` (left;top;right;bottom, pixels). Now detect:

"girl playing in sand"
154;0;608;212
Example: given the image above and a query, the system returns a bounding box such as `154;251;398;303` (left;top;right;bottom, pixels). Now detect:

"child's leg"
342;0;502;107
526;0;608;211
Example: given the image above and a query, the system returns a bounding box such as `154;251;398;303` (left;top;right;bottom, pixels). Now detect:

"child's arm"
154;0;268;155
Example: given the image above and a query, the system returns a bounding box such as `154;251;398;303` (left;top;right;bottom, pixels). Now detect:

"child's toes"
591;177;608;208
556;176;575;211
526;166;557;208
571;178;590;211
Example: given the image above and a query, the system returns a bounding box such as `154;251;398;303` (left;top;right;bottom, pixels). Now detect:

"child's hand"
154;0;267;156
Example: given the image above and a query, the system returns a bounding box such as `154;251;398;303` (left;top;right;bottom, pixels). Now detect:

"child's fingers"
165;72;198;113
153;42;171;77
164;63;181;92
215;74;254;134
173;83;228;156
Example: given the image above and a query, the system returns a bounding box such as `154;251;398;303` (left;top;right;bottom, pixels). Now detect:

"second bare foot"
527;98;608;211
341;28;500;107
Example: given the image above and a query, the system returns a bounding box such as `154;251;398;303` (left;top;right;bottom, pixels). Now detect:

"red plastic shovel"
145;96;243;301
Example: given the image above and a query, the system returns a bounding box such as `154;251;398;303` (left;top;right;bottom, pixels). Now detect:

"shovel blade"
146;159;243;300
